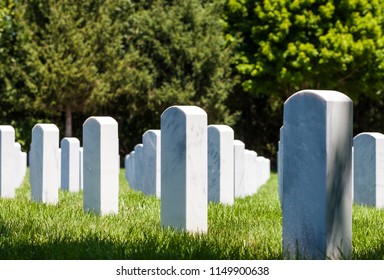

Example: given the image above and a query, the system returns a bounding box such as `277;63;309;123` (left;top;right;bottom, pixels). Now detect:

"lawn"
0;170;383;259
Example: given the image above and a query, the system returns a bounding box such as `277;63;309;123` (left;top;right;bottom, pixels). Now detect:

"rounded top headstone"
61;137;80;144
354;132;384;140
285;90;352;105
83;116;117;127
208;124;234;133
32;123;59;133
0;125;15;133
161;105;207;119
234;139;245;147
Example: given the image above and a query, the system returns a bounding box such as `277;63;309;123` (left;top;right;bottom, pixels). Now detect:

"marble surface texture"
30;124;60;204
83;117;119;215
161;106;208;232
143;130;161;198
234;140;245;198
282;90;352;260
0;125;16;198
61;137;80;192
354;132;384;208
208;125;234;205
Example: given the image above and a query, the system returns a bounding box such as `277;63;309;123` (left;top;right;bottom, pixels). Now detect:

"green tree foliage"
110;0;236;152
225;0;384;164
4;0;234;156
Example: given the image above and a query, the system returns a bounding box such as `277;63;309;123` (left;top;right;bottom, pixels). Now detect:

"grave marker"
83;117;119;215
353;132;384;208
234;140;245;198
30;124;60;204
143;130;161;197
0;125;16;198
208;125;234;205
161;106;208;232
282;90;352;260
61;137;80;192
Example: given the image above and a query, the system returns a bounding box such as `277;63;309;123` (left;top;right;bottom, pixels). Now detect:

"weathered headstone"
208;125;234;205
353;132;384;208
282;90;352;260
83;117;119;215
61;137;80;192
0;125;16;198
143;130;161;197
234;140;245;198
30;124;60;204
161;106;208;232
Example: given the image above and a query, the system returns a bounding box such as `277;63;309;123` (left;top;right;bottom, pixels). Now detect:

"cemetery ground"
0;170;383;260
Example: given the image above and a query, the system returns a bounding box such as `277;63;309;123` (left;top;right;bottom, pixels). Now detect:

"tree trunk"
65;105;72;137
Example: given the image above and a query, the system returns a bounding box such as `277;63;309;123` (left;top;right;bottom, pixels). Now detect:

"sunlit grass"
0;170;383;259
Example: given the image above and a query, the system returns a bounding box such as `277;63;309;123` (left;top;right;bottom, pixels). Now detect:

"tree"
225;0;384;165
13;0;129;137
6;0;236;158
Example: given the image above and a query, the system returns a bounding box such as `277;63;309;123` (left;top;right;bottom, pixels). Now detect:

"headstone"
282;90;352;260
124;154;130;183
353;132;384;208
244;149;258;196
0;125;16;198
143;130;161;197
208;125;234;204
125;151;136;190
83;117;119;215
234;140;245;198
133;144;144;191
61;137;80;192
161;105;208;232
30;124;60;204
14;142;23;189
79;147;83;190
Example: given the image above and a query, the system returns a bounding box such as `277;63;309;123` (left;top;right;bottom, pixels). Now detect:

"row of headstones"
0;117;119;216
278;130;384;209
0;126;27;198
124;127;271;204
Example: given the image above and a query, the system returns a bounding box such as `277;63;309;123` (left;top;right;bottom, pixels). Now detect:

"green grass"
0;170;384;259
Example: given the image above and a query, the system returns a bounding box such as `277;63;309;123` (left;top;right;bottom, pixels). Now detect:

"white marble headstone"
234;140;245;198
161;105;208;232
143;130;161;197
244;149;258;196
0;125;16;198
83;117;119;215
30;124;60;204
61;137;80;192
353;132;384;208
282;90;352;260
208;125;234;205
